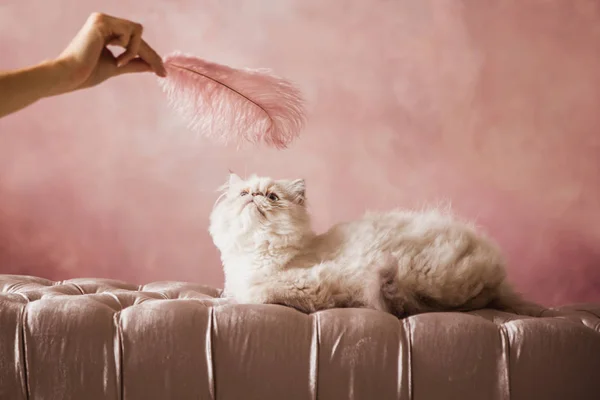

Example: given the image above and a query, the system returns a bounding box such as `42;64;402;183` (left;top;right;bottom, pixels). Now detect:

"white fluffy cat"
209;173;525;317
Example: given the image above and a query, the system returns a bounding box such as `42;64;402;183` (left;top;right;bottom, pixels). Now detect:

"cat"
209;173;527;317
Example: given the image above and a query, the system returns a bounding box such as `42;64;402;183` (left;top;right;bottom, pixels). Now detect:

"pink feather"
158;52;307;149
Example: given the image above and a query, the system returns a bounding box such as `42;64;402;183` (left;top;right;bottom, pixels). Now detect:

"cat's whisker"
213;191;227;208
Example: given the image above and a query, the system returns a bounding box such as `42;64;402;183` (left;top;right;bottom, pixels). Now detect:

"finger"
107;33;130;48
97;15;136;55
88;14;164;76
138;39;167;77
116;23;143;67
114;58;153;75
89;13;130;48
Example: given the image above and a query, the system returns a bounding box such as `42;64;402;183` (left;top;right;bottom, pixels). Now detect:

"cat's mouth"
255;207;266;218
244;200;266;218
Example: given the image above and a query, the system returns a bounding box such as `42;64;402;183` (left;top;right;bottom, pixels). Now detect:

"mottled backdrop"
1;0;599;305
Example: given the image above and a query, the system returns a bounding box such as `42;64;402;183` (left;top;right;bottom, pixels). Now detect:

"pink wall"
1;0;599;306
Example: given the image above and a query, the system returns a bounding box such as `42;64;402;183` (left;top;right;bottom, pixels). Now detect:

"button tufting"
0;274;599;399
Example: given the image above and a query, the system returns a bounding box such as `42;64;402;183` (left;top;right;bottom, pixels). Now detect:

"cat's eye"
240;190;249;196
268;193;279;201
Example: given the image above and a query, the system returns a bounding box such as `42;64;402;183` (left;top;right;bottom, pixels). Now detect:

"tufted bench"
1;274;599;400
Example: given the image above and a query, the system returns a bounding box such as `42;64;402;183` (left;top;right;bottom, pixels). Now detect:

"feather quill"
158;52;306;149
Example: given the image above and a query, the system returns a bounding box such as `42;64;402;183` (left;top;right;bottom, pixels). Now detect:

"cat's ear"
228;171;243;187
285;179;306;205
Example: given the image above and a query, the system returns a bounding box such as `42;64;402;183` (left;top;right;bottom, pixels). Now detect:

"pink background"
1;0;599;306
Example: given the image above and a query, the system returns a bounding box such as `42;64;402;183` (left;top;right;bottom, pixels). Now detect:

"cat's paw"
234;288;271;305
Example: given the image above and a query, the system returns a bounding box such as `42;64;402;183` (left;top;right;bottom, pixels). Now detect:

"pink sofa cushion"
1;274;599;400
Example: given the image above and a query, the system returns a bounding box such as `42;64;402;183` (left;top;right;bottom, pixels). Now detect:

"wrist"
37;58;76;97
0;58;76;118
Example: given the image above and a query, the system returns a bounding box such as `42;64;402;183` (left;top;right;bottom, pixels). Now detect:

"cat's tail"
488;282;544;317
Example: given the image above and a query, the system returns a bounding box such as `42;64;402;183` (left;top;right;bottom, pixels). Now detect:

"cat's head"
209;173;312;256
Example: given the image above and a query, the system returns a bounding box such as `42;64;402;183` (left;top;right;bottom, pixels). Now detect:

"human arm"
0;12;167;118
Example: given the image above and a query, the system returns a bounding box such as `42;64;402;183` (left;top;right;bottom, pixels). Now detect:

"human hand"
55;12;167;93
0;12;168;118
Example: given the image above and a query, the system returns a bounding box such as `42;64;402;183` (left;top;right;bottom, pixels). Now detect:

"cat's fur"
209;173;526;317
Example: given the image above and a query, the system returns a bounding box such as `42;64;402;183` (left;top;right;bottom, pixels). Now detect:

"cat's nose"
252;192;263;197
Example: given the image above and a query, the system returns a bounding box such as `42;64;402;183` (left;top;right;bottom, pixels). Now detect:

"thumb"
115;58;153;75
